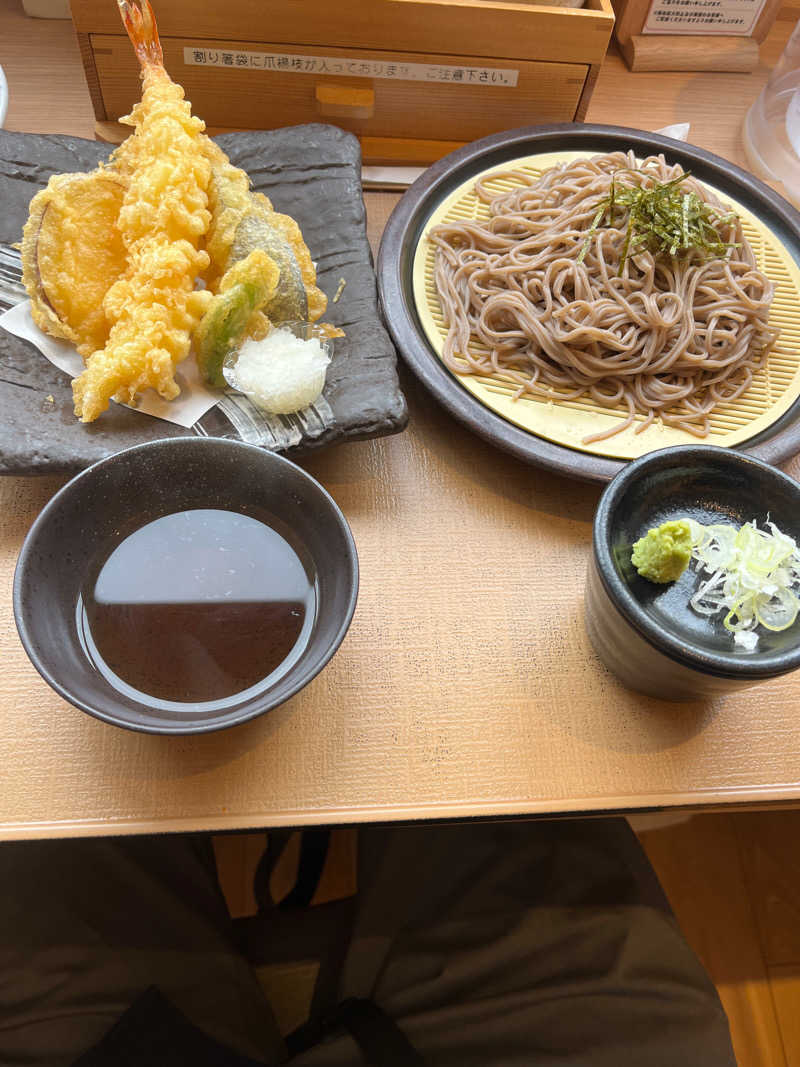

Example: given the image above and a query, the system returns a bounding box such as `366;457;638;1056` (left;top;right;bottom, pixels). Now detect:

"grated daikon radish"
226;327;331;415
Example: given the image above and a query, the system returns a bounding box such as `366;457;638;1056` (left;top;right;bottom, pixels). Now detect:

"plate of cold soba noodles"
377;124;800;482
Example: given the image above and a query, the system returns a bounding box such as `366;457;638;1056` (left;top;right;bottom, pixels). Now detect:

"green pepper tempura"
631;520;693;584
194;250;280;388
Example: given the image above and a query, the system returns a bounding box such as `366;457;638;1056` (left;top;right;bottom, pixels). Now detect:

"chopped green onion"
687;518;800;647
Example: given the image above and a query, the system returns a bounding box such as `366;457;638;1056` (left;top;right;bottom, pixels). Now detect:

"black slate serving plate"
0;124;407;475
377;123;800;484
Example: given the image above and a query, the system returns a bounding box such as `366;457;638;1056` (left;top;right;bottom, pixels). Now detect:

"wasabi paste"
631;520;693;584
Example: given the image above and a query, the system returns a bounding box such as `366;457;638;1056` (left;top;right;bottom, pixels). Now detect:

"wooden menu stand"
612;0;781;71
621;34;761;71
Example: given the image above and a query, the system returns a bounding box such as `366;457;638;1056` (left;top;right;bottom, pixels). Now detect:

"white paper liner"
0;301;220;428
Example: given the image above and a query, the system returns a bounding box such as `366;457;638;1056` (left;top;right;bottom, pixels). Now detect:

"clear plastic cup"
743;20;800;207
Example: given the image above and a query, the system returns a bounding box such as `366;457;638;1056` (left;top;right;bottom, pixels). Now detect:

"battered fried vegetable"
21;171;126;357
194;249;280;387
71;0;212;422
202;140;328;325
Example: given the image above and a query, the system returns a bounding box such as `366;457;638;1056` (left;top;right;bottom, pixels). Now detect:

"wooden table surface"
3;0;800;840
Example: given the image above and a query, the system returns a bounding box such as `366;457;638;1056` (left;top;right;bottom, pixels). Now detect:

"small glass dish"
222;320;334;391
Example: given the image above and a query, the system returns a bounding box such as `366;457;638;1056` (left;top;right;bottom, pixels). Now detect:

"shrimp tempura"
72;0;212;422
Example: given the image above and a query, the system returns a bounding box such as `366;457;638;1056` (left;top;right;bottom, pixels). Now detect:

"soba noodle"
429;152;778;443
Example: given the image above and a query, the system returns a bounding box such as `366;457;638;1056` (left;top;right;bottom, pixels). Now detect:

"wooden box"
69;0;615;164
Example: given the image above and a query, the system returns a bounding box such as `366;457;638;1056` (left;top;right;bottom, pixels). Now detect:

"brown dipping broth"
77;508;316;709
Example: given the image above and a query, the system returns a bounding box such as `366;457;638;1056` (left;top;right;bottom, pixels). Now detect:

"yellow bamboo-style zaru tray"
411;149;800;462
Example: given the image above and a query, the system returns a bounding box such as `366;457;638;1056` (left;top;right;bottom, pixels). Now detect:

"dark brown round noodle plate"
376;123;800;484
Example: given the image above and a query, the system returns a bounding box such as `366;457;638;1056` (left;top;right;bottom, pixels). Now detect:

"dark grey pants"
0;819;736;1066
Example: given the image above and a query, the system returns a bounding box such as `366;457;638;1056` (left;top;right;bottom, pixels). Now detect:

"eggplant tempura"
20;0;335;422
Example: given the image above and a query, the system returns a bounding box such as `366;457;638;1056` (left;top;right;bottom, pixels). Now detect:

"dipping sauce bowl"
14;437;358;733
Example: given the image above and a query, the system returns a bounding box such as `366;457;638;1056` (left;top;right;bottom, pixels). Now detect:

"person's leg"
0;834;285;1066
292;818;735;1067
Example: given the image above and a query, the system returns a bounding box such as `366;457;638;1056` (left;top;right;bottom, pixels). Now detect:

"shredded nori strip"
578;168;738;273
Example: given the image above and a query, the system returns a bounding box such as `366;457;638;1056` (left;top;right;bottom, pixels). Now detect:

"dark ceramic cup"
14;438;359;734
586;445;800;701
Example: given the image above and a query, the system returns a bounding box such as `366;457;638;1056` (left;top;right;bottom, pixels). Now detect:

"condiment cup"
585;445;800;701
14;438;359;734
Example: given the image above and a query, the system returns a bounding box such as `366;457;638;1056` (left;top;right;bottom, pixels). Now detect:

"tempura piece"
194;249;280;386
20;171;127;357
71;0;212;422
202;139;330;325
